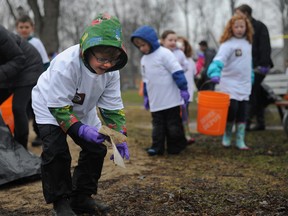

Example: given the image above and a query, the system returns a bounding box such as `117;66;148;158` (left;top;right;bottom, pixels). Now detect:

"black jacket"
251;18;274;68
0;25;43;88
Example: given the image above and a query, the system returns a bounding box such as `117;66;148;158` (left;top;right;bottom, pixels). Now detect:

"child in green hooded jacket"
32;13;129;215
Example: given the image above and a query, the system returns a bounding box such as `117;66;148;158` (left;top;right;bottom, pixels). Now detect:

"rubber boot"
53;198;76;216
184;124;195;145
236;123;250;150
222;122;233;147
70;194;110;214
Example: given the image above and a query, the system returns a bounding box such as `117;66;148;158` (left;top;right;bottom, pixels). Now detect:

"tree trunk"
27;0;60;55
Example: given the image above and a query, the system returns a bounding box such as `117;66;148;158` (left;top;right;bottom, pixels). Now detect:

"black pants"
37;124;107;204
151;106;187;154
0;86;34;148
248;73;266;126
227;99;249;123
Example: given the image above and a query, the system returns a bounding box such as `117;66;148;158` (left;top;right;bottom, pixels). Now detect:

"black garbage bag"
0;114;41;186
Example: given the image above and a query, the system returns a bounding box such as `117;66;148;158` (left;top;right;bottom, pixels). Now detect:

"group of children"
131;12;255;154
0;7;258;215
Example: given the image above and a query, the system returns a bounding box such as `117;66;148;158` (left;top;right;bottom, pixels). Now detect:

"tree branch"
4;0;17;21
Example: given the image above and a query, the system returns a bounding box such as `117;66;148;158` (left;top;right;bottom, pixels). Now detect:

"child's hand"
144;96;149;110
78;124;108;144
110;142;130;160
210;76;220;84
257;66;270;75
180;90;190;104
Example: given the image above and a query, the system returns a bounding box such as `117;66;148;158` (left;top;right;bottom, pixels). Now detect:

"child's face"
133;38;150;54
16;22;34;39
161;33;177;50
88;50;121;75
232;19;246;38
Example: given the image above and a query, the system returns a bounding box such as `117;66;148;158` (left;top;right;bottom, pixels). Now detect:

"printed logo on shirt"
235;49;242;57
72;90;85;105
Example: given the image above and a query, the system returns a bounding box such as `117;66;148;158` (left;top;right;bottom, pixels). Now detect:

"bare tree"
110;0;176;89
177;0;191;40
4;0;60;54
58;0;105;50
229;0;236;16
193;0;220;49
27;0;60;55
4;0;17;20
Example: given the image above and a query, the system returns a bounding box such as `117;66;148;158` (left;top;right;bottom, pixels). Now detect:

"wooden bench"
263;72;288;120
214;71;288;134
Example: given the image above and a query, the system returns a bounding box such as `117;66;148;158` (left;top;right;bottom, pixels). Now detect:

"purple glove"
110;142;130;160
258;66;270;75
198;53;204;58
211;76;220;84
180;90;190;104
144;96;149;110
78;124;107;144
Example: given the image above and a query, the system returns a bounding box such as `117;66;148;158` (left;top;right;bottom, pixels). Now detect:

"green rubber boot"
222;122;233;147
236;123;250;150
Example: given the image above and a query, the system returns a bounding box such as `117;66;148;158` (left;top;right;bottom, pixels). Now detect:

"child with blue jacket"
131;25;189;156
207;15;254;150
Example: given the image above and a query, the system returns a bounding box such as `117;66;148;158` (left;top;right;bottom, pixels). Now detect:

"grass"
118;89;288;215
121;89;143;105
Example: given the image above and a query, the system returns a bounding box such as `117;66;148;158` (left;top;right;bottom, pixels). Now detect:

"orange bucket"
0;95;14;133
197;91;230;136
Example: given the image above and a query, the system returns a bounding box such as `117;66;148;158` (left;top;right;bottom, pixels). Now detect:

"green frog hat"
80;13;128;72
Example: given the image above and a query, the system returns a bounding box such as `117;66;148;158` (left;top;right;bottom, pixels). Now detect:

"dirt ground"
0;105;288;216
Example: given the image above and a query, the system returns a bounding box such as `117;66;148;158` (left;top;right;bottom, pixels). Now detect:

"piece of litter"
99;125;127;168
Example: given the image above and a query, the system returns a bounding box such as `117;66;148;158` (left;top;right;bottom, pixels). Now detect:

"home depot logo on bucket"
197;91;230;136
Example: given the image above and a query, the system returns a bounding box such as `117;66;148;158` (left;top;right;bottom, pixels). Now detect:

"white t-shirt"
185;57;197;102
173;49;195;102
214;37;252;101
29;37;50;64
141;47;184;112
32;44;123;129
172;48;189;72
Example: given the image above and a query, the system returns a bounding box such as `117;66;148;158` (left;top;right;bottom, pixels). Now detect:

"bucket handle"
199;80;214;91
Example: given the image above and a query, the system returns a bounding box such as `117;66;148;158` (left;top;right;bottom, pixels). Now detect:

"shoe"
250;125;265;131
187;138;195;145
147;148;159;156
186;136;195;145
70;194;110;214
32;136;42;147
53;198;76;216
